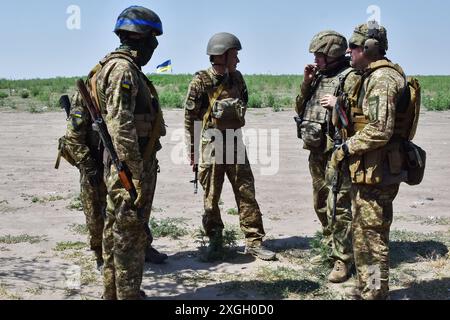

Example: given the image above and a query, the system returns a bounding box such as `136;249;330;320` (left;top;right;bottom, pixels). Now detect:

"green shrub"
0;92;8;99
20;90;30;99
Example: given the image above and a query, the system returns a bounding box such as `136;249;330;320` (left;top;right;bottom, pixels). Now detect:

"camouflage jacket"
184;67;248;156
63;91;102;169
95;49;165;180
346;60;406;156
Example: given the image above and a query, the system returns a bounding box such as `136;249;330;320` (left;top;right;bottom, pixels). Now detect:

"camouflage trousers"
351;183;399;300
198;159;266;246
309;152;353;264
102;156;158;300
79;167;106;259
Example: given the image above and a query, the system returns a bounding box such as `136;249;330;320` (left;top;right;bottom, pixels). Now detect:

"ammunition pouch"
211;98;246;130
349;148;385;185
55;136;77;169
403;141;426;186
299;120;325;150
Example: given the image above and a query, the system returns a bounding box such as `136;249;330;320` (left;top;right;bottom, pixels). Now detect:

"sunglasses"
349;43;360;49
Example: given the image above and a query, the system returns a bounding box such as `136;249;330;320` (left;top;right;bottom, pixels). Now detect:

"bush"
20;90;30;99
159;91;184;109
0;92;8;99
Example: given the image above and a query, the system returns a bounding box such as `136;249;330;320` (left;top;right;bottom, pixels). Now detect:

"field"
0;101;449;300
1;74;450;113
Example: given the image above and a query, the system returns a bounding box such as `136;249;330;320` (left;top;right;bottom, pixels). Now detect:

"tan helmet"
349;21;388;56
309;30;348;58
207;32;242;56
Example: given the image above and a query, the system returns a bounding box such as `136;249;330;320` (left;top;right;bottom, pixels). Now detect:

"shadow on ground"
390;278;450;300
390;240;449;267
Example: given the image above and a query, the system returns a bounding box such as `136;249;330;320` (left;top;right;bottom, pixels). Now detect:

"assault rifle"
76;79;140;209
191;164;198;194
331;97;349;224
59;95;71;120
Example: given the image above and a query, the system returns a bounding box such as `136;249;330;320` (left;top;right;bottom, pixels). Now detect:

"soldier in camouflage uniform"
184;33;276;261
59;92;167;268
330;22;408;299
57;93;107;270
295;31;359;283
86;6;166;300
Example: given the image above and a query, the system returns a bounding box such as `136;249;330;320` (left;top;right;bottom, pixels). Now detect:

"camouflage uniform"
94;49;165;300
344;23;407;300
296;63;359;265
185;68;266;247
62;93;106;265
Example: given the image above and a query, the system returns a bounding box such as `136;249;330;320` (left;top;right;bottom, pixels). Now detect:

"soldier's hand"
330;144;349;169
133;179;145;209
303;64;317;85
320;94;337;110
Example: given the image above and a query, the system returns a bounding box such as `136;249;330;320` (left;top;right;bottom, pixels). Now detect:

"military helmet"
309;30;348;58
349;21;388;52
207;32;242;56
114;6;163;36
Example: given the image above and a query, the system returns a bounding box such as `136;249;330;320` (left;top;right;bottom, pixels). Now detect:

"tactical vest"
348;60;420;140
197;70;247;131
346;60;422;185
89;51;164;159
300;67;354;152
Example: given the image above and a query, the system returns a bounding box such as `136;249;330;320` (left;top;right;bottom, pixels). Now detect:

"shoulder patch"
70;112;84;131
121;81;131;90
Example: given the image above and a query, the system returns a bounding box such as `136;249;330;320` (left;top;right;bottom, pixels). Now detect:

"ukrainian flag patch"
122;81;131;90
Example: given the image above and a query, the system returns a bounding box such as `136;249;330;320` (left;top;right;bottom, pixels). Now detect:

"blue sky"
0;0;448;78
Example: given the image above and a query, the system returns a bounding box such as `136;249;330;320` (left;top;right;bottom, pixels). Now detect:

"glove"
133;179;145;209
330;144;349;169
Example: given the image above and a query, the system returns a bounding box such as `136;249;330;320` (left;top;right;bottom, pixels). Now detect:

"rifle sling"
202;83;225;131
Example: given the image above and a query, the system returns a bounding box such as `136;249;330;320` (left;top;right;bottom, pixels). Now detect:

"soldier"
295;31;360;283
184;32;276;261
58;102;167;269
85;6;166;299
330;21;408;299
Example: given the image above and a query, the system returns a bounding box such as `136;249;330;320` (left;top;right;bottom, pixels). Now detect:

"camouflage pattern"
351;183;399;300
296;63;360;264
63;92;105;260
309;30;348;58
349;22;388;51
346;61;406;300
95;49;165;300
185;67;266;246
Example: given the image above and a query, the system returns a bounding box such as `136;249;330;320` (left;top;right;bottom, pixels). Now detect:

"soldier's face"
314;53;327;70
347;44;366;70
226;49;240;73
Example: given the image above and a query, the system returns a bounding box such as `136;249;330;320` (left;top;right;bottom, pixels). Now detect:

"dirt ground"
0;108;449;300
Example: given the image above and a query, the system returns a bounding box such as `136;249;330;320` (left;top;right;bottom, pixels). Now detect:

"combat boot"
328;260;349;283
94;249;104;272
205;232;224;261
145;246;168;264
245;243;276;261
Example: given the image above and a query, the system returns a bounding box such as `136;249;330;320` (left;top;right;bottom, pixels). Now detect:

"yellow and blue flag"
156;60;172;73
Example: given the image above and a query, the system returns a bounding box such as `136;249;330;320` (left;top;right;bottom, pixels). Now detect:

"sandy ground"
0;108;449;300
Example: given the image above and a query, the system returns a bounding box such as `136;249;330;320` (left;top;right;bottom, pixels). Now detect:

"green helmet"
207;32;242;56
309;30;348;58
114;6;163;36
349;21;388;51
